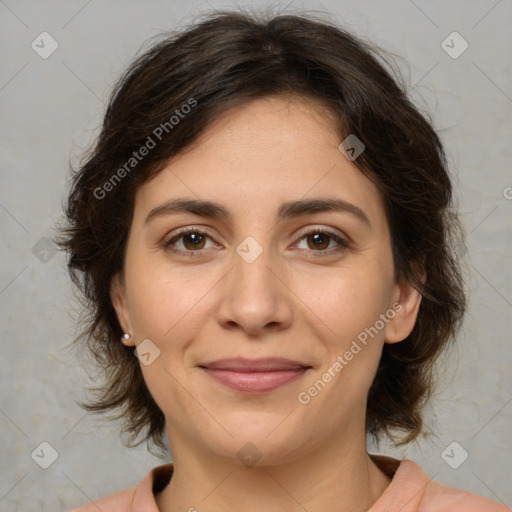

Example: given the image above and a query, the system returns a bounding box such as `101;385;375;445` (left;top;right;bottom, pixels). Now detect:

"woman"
57;10;509;512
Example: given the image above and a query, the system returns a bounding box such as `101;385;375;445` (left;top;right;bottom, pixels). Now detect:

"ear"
385;265;425;344
110;272;135;346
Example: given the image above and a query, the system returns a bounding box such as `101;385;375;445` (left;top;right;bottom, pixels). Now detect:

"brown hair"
55;9;466;456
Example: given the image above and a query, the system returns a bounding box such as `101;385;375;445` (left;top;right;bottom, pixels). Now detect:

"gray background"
1;0;511;510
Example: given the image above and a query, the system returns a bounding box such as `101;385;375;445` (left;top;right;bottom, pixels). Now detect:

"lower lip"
201;368;308;393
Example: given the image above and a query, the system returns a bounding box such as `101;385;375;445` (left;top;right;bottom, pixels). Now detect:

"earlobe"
385;273;424;344
110;273;134;345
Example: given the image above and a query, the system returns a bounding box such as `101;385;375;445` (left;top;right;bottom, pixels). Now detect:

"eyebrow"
144;197;371;227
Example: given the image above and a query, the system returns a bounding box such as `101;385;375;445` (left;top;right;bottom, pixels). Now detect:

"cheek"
125;257;219;347
124;262;214;416
294;269;394;418
295;260;394;348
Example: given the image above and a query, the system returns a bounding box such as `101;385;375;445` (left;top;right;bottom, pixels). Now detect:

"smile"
198;358;312;393
202;368;310;392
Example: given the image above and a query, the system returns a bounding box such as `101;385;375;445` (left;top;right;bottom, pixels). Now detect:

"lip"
198;358;312;393
199;357;310;372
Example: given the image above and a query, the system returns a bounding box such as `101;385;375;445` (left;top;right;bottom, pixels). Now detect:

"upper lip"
199;358;311;372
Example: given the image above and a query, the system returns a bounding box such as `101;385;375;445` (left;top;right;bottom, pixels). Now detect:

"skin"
110;95;423;512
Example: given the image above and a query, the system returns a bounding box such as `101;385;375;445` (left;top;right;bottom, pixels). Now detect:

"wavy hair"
55;9;466;455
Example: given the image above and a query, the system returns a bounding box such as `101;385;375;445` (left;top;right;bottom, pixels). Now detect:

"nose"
216;240;294;337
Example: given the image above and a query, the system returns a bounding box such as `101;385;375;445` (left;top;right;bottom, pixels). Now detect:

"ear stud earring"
121;333;131;343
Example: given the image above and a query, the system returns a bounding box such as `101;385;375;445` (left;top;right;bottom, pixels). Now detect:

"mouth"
198;358;312;393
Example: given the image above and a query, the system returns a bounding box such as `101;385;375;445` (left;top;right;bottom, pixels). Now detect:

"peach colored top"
70;454;510;511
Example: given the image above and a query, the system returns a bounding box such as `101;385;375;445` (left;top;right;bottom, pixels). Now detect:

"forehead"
132;96;387;231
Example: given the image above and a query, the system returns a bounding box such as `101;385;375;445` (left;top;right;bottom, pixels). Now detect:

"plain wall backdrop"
1;0;511;510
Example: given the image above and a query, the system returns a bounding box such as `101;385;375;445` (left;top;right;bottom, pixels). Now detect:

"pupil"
185;233;204;249
310;233;328;250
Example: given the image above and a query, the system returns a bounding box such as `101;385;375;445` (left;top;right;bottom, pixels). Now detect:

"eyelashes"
163;228;214;256
162;226;352;258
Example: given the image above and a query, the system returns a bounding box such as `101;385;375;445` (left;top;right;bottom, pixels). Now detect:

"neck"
156;430;392;512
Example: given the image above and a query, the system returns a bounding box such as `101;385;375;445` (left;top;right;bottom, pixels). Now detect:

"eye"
162;226;351;258
293;228;351;256
162;227;218;257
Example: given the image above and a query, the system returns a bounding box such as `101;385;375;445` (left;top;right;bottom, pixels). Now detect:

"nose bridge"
232;234;279;301
216;234;292;334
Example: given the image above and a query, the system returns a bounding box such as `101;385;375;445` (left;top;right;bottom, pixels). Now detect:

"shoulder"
369;455;510;512
68;486;137;512
422;479;510;511
68;463;173;512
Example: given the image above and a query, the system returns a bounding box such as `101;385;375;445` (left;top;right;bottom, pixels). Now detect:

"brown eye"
306;232;331;251
181;232;206;250
163;228;215;256
294;229;351;256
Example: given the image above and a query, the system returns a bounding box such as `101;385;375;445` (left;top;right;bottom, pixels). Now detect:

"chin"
203;412;313;467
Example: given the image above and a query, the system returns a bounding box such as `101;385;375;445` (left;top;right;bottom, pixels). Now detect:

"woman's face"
111;96;421;465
